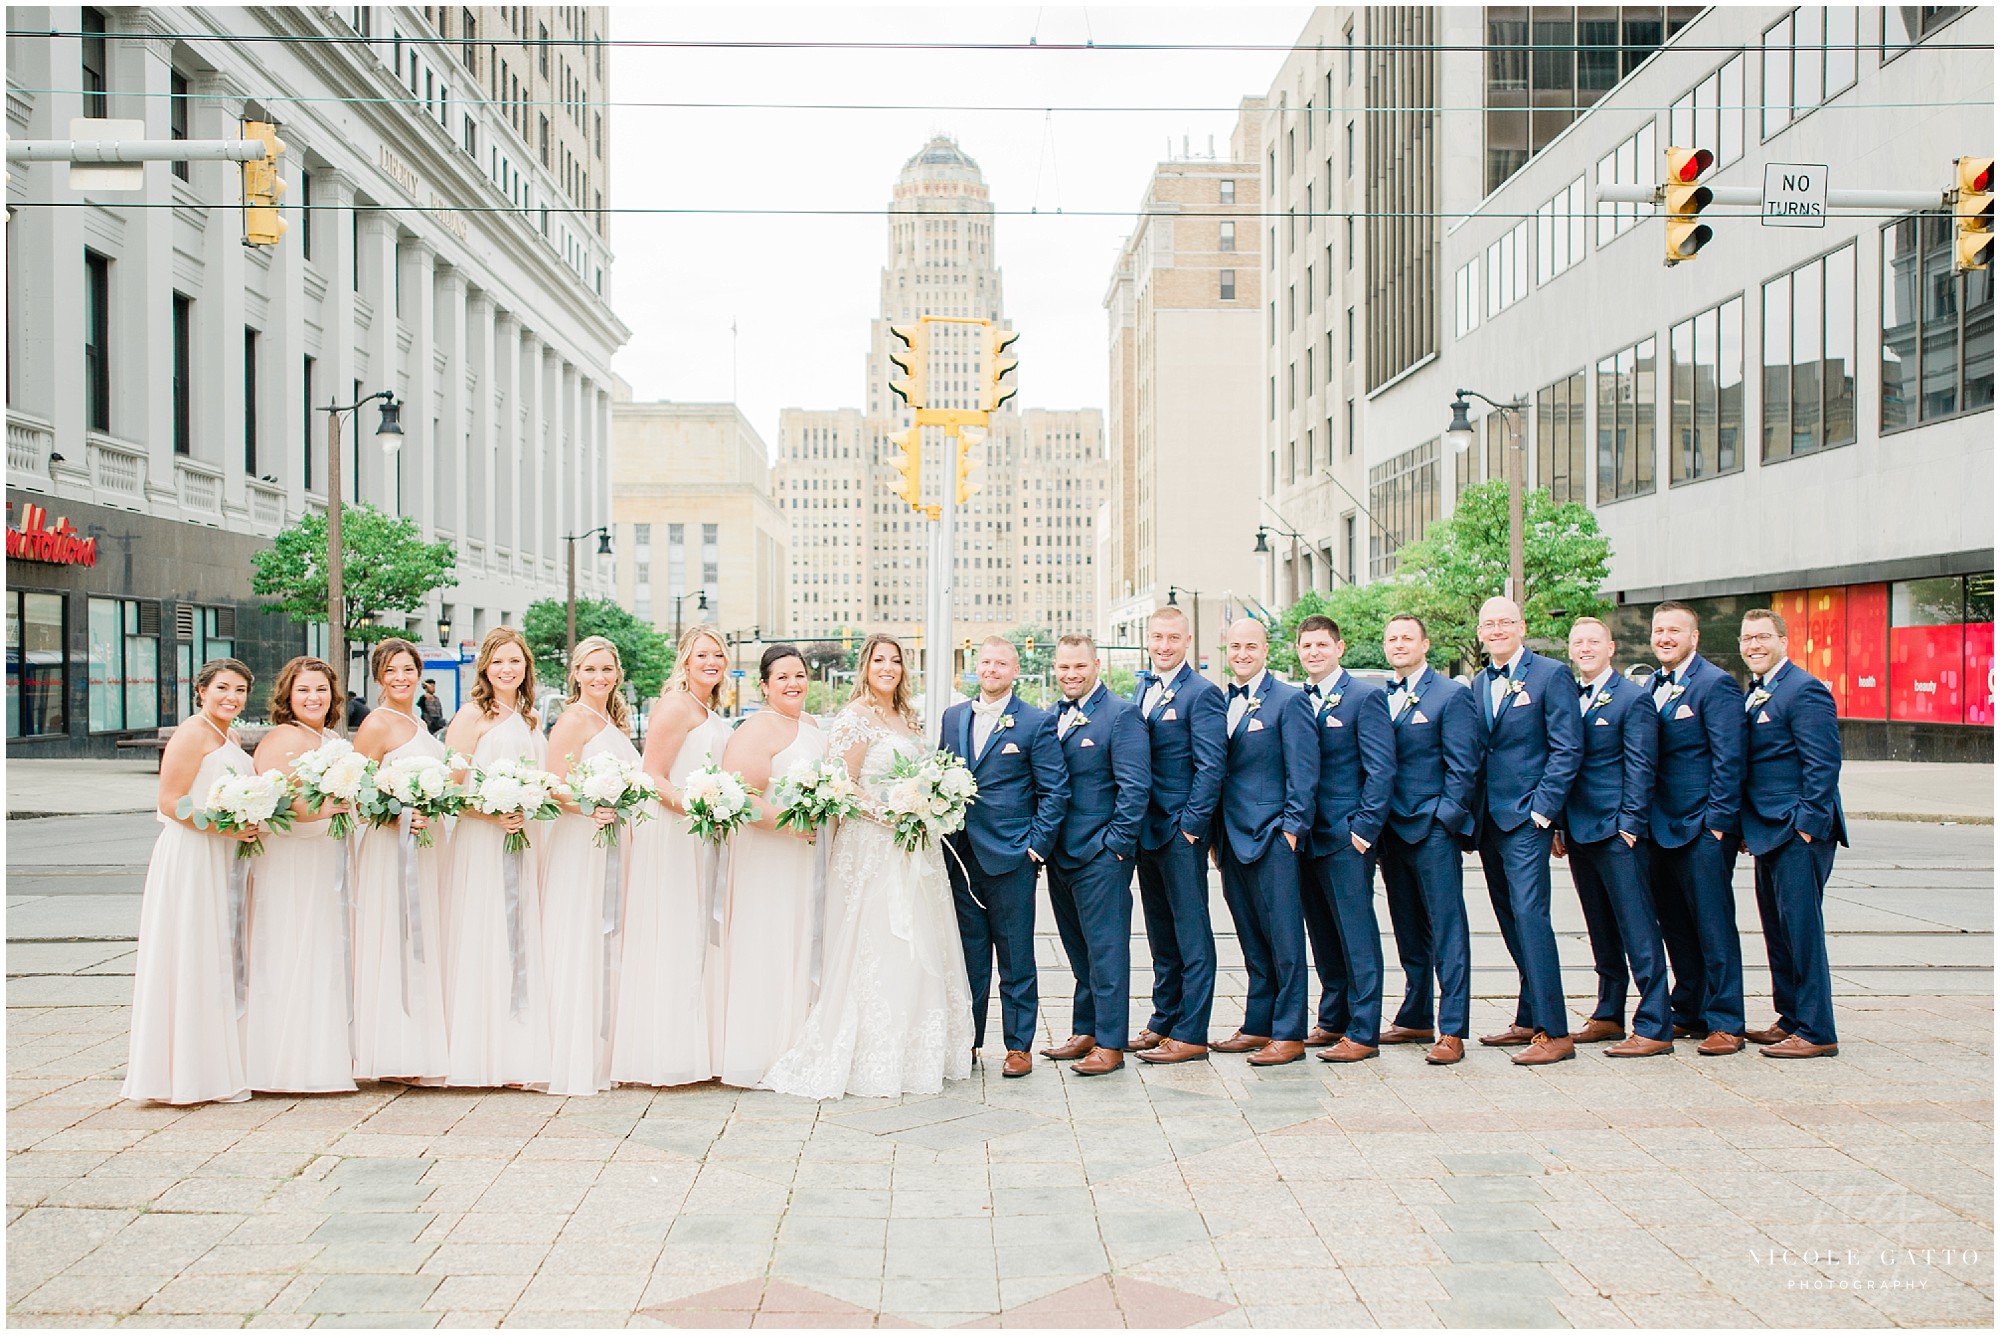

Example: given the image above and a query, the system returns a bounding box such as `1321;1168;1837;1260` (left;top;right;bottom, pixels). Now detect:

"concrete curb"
1846;809;1994;825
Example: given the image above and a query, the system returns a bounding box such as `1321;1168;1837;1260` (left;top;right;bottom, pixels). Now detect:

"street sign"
1762;163;1828;228
67;118;146;190
729;668;746;677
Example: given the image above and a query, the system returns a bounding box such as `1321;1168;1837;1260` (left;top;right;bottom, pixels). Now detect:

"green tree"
1002;623;1057;679
1267;584;1405;676
250;503;458;646
1392;479;1613;667
522;597;674;700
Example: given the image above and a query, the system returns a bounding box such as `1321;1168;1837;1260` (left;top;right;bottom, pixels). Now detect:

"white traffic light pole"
1595;183;1945;209
922;431;958;747
5;138;268;163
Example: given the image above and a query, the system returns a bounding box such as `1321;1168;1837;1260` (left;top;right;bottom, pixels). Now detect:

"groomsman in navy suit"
1472;596;1583;1067
1557;618;1673;1057
1208;618;1319;1066
1646;600;1749;1054
1376;614;1482;1065
941;637;1070;1079
1737;609;1847;1059
1293;614;1397;1063
1043;634;1152;1077
1130;606;1227;1066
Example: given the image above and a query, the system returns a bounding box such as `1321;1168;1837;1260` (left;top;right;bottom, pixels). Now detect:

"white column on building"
434;260;468;545
359;212;400;509
400;236;436;528
116;9;177;504
463;288;494;556
314;169;358;504
493;312;520;562
520;328;546;573
188;70;250;518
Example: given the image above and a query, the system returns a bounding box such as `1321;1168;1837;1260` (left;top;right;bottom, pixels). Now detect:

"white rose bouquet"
682;763;756;843
876;749;978;853
361;753;466;848
564;752;659;848
177;770;294;859
768;758;860;837
289;736;374;840
467;757;564;855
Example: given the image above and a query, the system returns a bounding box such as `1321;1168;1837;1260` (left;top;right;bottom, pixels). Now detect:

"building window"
81;8;108;118
84;250;111;433
1366;439;1440;579
1535;370;1588;505
7;591;68;739
243;328;260;475
1884;5;1969;56
1536;176;1588;284
1882;212;1994;431
1345;398;1354;456
1670;54;1746;172
298;166;313;259
302;354;315;490
1219;178;1235;205
1344;122;1353;174
172;293;193;455
539;114;550;167
1486;219;1530;318
1219;269;1236;301
169;68;190;180
1889;574;1993;724
1218;219;1236;252
173;604;234;723
460;7;477;69
88;597;160;733
1762;242;1857;460
462;114;477;156
1595;336;1657;502
1454;258;1480;338
1345;307;1354;359
1763;8;1860;140
667;523;687;605
1595;120;1657;246
1669;295;1745;485
702;524;720;615
538;21;550;75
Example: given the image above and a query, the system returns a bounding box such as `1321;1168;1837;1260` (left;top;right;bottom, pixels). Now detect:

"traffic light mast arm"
1596;183;1948;209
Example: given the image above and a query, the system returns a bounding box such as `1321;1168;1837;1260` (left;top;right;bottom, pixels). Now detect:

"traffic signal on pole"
1954;156;1993;272
888;426;922;510
1023;636;1034;653
888;323;928;410
954;426;986;505
982;325;1020;412
1663;146;1714;265
242;121;288;246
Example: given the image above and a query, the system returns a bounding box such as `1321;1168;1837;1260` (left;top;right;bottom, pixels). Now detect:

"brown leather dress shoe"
1317;1038;1378;1063
1512;1032;1576;1065
1002;1051;1033;1078
1135;1038;1209;1064
1378;1025;1435;1045
1604;1035;1674;1058
1130;1029;1166;1052
1576;1018;1627;1043
1760;1034;1838;1059
1424;1035;1464;1065
1245;1040;1306;1066
1041;1034;1095;1060
1073;1047;1125;1076
1304;1027;1341;1048
1672;1023;1698;1038
1210;1030;1271;1054
1744;1023;1792;1045
1479;1024;1538;1047
1697;1031;1746;1056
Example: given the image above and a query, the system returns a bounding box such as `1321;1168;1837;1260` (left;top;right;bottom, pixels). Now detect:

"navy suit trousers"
1649;834;1745;1035
1216;839;1308;1042
1046;854;1134;1049
949;856;1040;1054
1301;844;1384;1043
1755;835;1839;1046
1479;822;1569;1038
1135;836;1217;1044
1569;836;1673;1041
1377;824;1472;1038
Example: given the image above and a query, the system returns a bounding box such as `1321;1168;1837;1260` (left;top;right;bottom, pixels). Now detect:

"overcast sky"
607;4;1312;454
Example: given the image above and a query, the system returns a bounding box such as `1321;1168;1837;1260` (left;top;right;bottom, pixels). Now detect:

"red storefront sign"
1890;622;1965;722
1845;584;1888;720
1965;622;1995;726
5;503;98;567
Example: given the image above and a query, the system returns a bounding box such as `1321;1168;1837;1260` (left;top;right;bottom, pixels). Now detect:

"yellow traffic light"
888;426;922;510
983;325;1020;412
888;323;928;410
1023;636;1035;653
242;121;288;246
954;425;986;505
1663;146;1714;265
1955;156;1993;272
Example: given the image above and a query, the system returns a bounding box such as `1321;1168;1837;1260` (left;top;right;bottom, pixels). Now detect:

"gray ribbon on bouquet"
396;809;426;1016
599;816;625;1040
334;829;355;1041
503;847;528;1017
227;856;251;1018
807;835;829;1004
704;838;731;947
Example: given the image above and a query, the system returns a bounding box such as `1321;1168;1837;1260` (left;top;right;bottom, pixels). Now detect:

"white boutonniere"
1390;689;1418;720
1504;677;1528;699
997;714;1016;731
1585;686;1615;714
1663;682;1687;704
1158;688;1176;710
1325;692;1343;711
1244;696;1263;715
1745;686;1773;712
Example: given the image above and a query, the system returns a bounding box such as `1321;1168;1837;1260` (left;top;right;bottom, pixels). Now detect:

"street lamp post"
560;526;615;666
672;588;710;645
1253;520;1306;603
316;391;403;713
1446;388;1530;604
1166;584;1203;677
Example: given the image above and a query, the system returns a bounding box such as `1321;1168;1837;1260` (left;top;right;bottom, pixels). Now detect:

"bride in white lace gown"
762;634;974;1100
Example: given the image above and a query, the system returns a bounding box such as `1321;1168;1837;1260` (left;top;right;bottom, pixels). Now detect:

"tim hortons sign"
6;503;98;567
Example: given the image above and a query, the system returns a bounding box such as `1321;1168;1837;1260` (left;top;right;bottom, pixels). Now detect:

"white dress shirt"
970;694;1010;756
1487;646;1527;716
1226;669;1267;733
1578;667;1615;715
1652;659;1690;710
1142;662;1186;717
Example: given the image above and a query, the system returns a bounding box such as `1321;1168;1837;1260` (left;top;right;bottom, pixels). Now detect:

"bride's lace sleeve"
826;706;880;758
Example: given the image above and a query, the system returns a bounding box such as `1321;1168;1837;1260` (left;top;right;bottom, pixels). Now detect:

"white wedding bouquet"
682;763;756;843
877;749;978;853
361;753;466;849
565;752;659;848
289;736;374;840
177;770;295;859
467;757;564;855
768;758;860;837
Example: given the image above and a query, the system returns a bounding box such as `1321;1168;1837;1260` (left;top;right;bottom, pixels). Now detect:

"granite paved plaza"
7;816;1994;1328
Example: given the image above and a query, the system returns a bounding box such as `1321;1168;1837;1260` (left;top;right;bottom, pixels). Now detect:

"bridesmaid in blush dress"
123;658;263;1105
351;638;450;1084
714;645;827;1088
441;626;552;1089
610;625;732;1088
542;636;640;1097
245;656;357;1093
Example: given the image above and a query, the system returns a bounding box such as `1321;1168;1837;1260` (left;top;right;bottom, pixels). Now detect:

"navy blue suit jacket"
1385;666;1483;844
1133;663;1227;851
1741;660;1847;856
940;693;1069;878
1476;649;1584;834
1216;672;1318;863
1051;682;1152;870
1648;653;1745;847
1303;670;1397;856
1562;674;1658;845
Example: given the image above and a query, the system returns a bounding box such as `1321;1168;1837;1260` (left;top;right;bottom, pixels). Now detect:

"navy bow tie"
1651;669;1673;689
1305;682;1321;698
1485;663;1513;680
1749;676;1765;691
1576;678;1593;697
1228;683;1250;700
1135;670;1156;685
1058;698;1079;714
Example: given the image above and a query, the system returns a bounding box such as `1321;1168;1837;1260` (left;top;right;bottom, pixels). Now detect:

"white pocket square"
1594;716;1611;726
1410;711;1429;725
1674;704;1695;720
1512;692;1534;708
1161;709;1177;721
1001;742;1020;754
1325;716;1344;728
1756;711;1772;724
1246;718;1264;732
1079;737;1096;747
